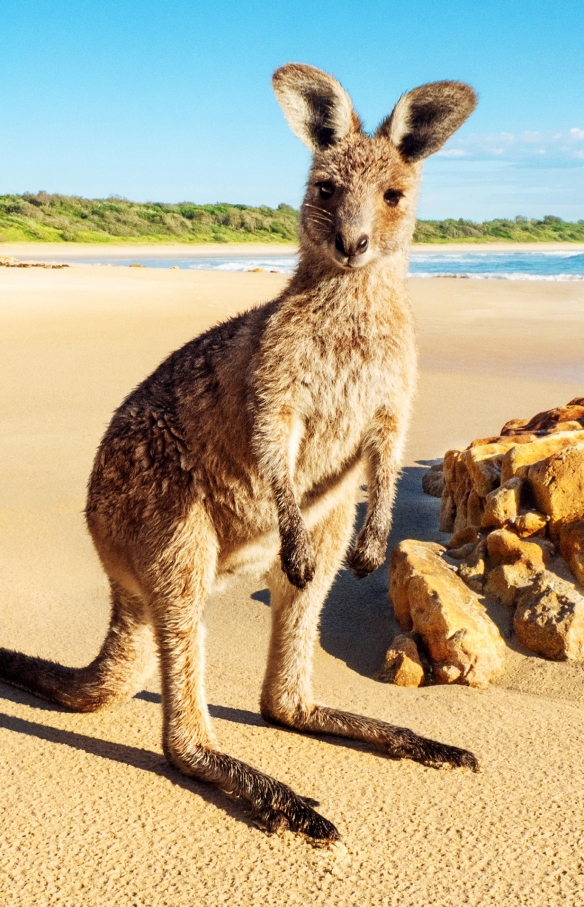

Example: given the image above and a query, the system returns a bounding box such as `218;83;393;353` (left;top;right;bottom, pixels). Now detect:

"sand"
2;239;584;262
1;264;584;906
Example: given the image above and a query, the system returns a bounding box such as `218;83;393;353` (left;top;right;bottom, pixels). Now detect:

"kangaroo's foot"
165;743;339;840
262;704;479;773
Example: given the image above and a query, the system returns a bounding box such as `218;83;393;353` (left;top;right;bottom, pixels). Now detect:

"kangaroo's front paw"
347;533;387;578
280;537;316;589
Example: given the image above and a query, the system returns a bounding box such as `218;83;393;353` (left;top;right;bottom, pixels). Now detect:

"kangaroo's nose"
335;233;369;257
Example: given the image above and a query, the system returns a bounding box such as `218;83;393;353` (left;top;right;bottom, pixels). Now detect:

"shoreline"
2;240;584;260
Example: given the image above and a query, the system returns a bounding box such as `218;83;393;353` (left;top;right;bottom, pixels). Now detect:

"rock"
422;462;444;498
0;258;69;269
440;447;474;532
389;540;445;631
486;528;548;572
485;563;538;607
447;527;481;550
439;492;456;533
501;401;584;436
559;521;584;588
457;539;488;593
511;511;548;538
467;490;485;529
514;573;584;661
375;635;425;687
448;542;478;560
440;441;517;534
500;431;584;483
389;540;505;688
465;441;516;497
527;445;584;539
550;421;584;434
481;477;523;529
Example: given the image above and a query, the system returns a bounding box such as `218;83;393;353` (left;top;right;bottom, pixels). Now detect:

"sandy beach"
2;240;584;260
2;263;584;906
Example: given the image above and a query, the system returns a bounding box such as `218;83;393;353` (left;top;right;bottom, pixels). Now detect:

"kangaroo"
0;64;477;841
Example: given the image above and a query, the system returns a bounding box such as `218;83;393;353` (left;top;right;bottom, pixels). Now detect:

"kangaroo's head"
273;64;476;270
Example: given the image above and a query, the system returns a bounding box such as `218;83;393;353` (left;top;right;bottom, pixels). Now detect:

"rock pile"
0;257;69;268
383;400;584;688
388;540;506;688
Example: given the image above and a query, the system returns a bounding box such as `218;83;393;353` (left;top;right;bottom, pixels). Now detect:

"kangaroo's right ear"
272;63;361;152
376;81;477;162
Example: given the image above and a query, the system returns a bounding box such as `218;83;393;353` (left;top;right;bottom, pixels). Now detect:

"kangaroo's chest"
294;320;414;484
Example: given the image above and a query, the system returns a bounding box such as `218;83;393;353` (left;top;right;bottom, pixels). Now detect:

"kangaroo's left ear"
273;63;362;151
376;81;477;162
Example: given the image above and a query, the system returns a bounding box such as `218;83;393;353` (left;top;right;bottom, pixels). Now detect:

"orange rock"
527;445;584;539
481;477;523;529
500;403;584;436
440;449;466;533
500;431;584;483
389;540;445;631
447;527;481;550
389;540;505;688
511;511;548;538
376;635;425;687
457;539;488;593
467;490;485;528
514;574;584;661
559;521;584;588
464;441;516;497
448;542;479;560
485;563;538;607
549;421;584;434
486;528;548;572
439;492;455;533
422;462;444;498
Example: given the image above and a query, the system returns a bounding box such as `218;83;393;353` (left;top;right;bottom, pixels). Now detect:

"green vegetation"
1;194;583;244
412;215;584;243
0;193;299;244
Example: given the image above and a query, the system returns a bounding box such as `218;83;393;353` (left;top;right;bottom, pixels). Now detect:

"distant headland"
1;193;583;244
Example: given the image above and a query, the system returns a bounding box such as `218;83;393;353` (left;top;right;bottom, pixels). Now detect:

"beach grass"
2;192;584;244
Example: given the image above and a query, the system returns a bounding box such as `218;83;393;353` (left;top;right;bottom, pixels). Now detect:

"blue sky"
1;0;583;220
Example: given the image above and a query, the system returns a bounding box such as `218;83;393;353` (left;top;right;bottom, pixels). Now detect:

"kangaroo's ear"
273;63;361;151
376;81;477;162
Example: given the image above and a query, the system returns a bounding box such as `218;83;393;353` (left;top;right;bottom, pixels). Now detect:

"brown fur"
0;64;478;841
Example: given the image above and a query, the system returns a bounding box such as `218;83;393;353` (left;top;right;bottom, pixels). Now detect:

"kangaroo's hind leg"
0;580;157;712
147;505;339;841
260;498;479;772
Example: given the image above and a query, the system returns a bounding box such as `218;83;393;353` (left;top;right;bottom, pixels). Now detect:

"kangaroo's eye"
318;182;335;200
384;189;404;208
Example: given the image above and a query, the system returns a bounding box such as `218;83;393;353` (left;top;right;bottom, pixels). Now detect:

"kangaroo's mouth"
332;249;374;270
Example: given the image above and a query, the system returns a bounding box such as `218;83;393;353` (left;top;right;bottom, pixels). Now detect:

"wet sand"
2;239;584;261
1;265;584;906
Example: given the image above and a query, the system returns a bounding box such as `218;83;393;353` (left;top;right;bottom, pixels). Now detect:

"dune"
1;265;583;906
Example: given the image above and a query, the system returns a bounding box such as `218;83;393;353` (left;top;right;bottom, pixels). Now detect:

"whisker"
303;203;334;221
304;210;334;225
306;212;332;224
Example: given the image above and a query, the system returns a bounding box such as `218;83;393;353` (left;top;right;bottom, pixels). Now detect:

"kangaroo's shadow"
0;684;385;836
316;466;444;678
0;700;265;832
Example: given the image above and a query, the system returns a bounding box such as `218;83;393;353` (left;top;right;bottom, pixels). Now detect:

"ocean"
13;249;584;280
